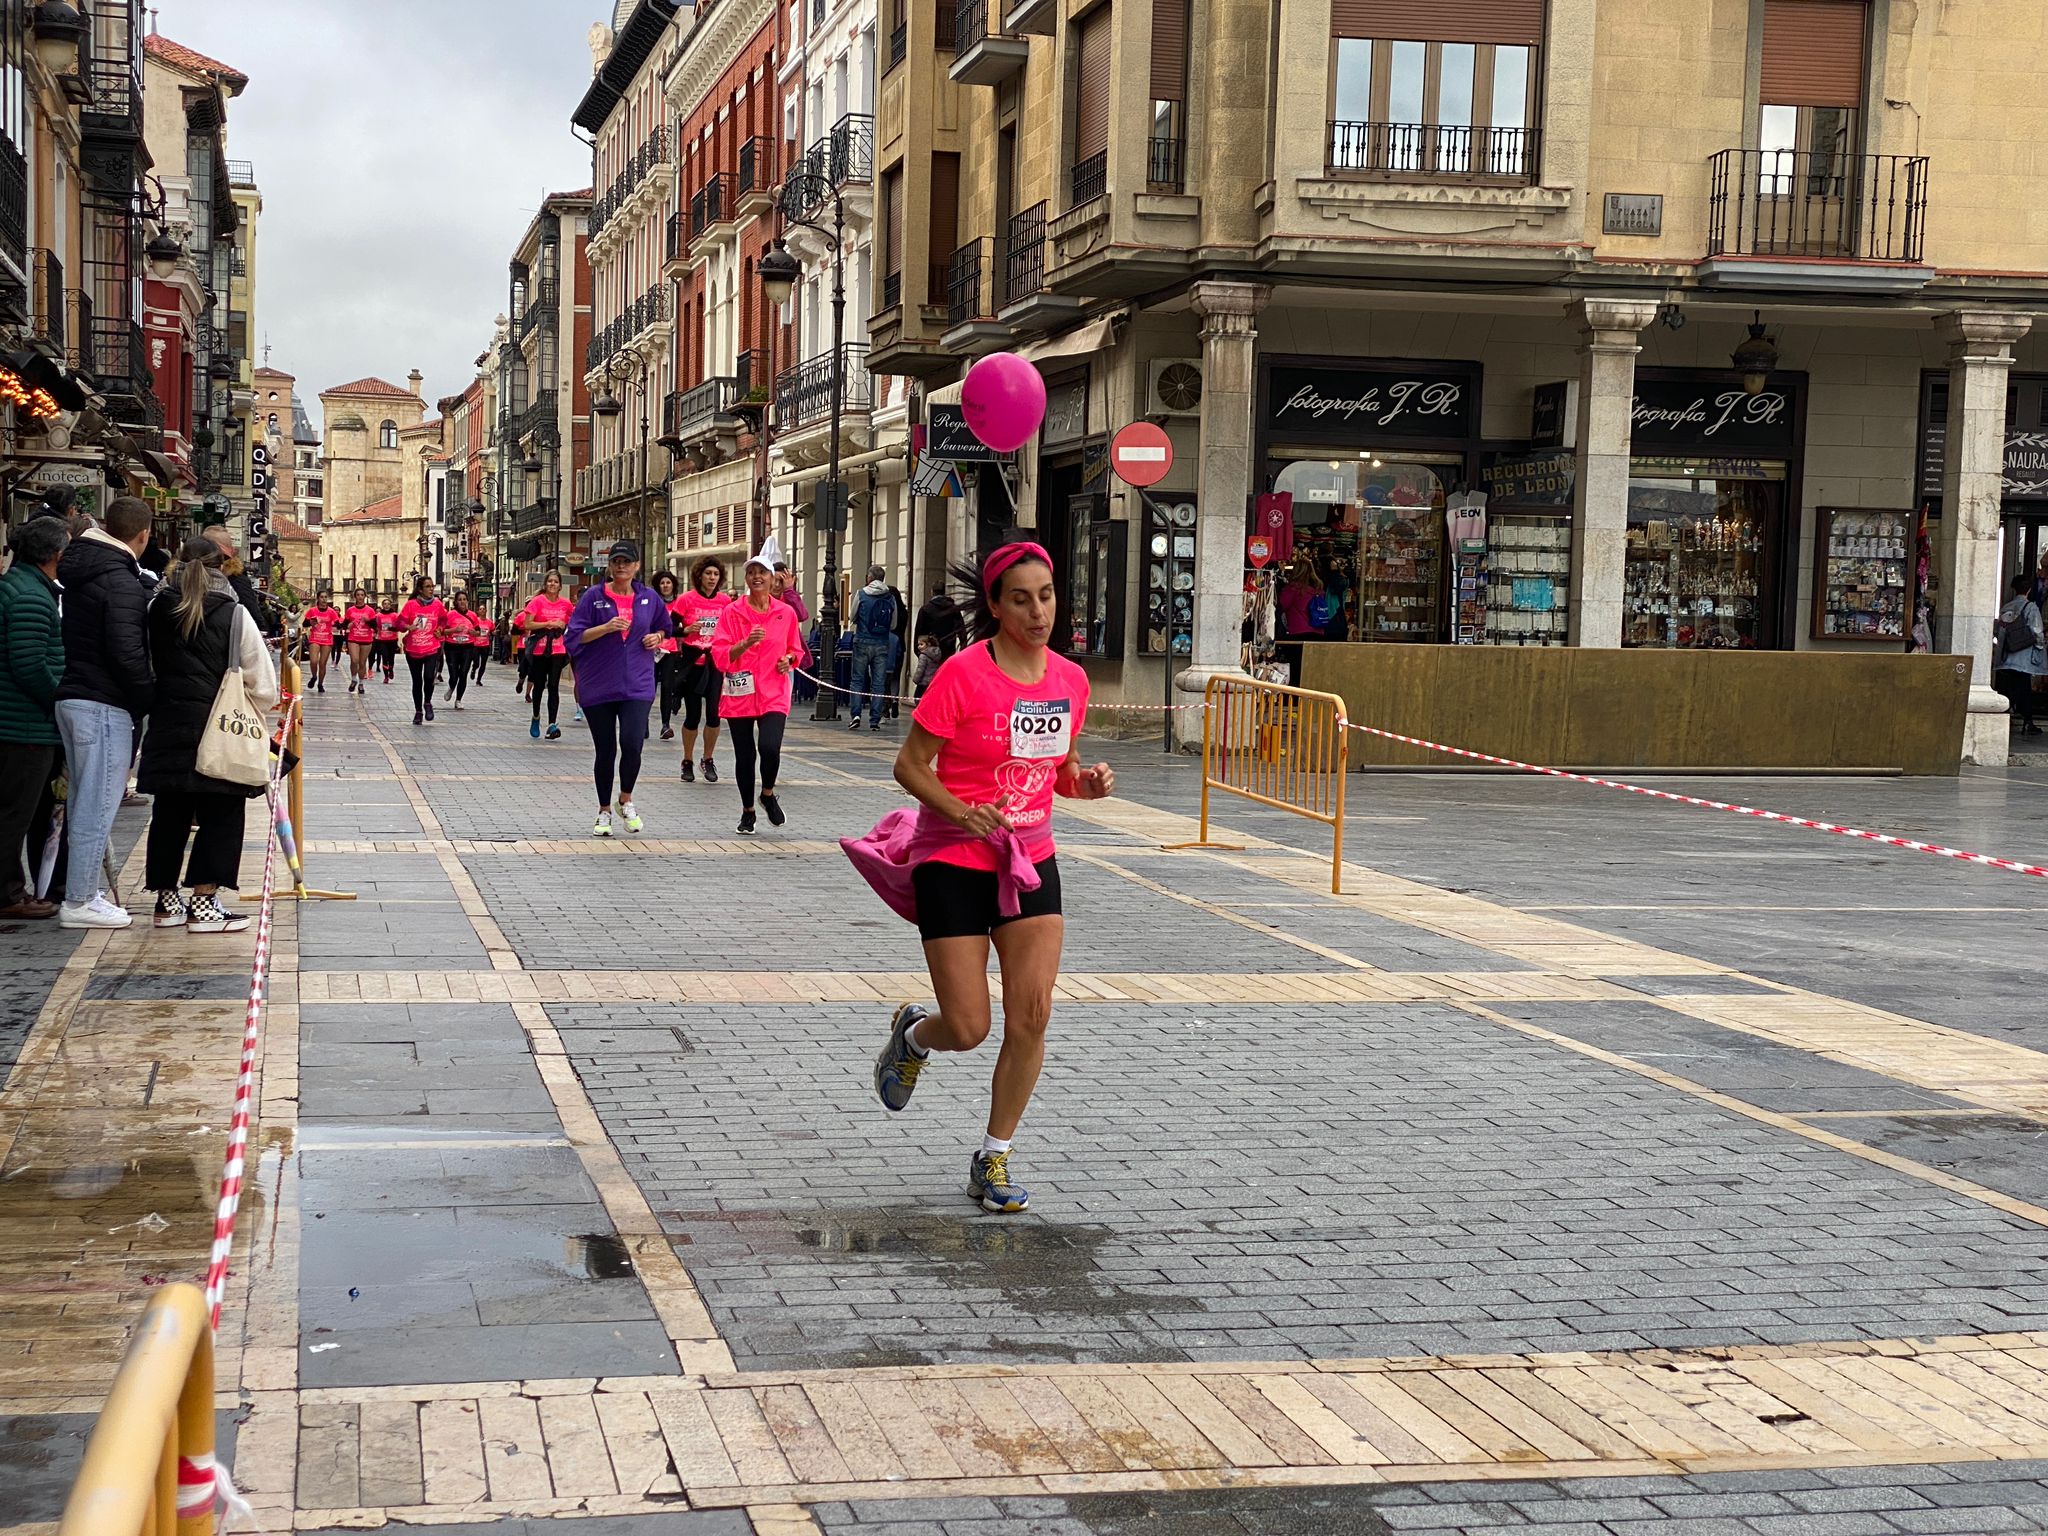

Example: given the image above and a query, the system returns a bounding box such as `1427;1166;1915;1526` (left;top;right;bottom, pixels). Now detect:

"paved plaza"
10;675;2048;1534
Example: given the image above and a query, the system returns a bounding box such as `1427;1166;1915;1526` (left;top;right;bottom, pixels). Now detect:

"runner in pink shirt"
395;576;449;726
301;594;341;694
468;603;495;687
342;590;378;693
710;540;806;836
521;571;574;740
441;597;476;709
869;543;1114;1215
672;555;732;784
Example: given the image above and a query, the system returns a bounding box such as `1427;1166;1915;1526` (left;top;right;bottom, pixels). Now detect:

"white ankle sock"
980;1134;1011;1156
905;1019;930;1057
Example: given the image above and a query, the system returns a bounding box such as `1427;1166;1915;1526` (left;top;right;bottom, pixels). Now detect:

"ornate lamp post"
592;341;656;568
759;161;850;722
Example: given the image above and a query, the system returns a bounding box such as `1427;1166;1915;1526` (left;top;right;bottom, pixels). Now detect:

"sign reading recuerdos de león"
1264;362;1473;443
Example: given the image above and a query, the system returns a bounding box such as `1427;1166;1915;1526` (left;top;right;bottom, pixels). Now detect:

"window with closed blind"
1326;0;1543;182
1756;0;1868;206
1071;4;1111;206
1149;0;1187;189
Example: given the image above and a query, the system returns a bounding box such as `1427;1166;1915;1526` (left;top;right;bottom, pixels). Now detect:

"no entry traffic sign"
1110;421;1173;488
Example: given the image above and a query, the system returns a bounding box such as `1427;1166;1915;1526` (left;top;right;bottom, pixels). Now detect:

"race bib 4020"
1009;698;1071;760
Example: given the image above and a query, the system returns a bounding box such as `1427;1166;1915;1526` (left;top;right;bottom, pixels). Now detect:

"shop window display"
1813;507;1912;641
1271;456;1450;643
1622;471;1782;649
1485;514;1571;644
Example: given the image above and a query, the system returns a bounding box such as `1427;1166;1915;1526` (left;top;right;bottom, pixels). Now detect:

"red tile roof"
253;366;293;379
323;376;420;402
274;514;318;542
143;35;249;91
328;494;406;526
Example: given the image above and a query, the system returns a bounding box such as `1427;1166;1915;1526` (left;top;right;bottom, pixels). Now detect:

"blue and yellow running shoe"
874;1003;929;1112
969;1149;1030;1213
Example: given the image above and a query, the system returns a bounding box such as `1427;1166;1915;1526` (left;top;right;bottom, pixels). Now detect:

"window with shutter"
1754;0;1867;225
881;163;904;278
1072;4;1111;200
1761;0;1867;107
1325;0;1542;182
929;152;960;306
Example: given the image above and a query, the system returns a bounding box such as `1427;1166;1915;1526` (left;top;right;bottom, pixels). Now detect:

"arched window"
379;420;398;449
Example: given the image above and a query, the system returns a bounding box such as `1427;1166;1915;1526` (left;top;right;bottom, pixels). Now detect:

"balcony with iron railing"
665;375;742;445
574;451;655;512
950;0;1027;83
689;173;734;241
0;140;24;282
946;238;994;327
510;497;560;536
226;159;257;188
1069;151;1108;209
514;398;557;445
591;124;674;241
1148;134;1186;193
1326;121;1541;183
516;279;558;344
1706;147;1930;269
667;210;685;267
90;318;161;427
773;343;873;432
586;287;671;373
63;290;93;374
796;114;873;190
737;135;778;201
29;249;62;352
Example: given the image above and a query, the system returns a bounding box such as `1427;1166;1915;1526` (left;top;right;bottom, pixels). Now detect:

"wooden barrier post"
278;654;355;902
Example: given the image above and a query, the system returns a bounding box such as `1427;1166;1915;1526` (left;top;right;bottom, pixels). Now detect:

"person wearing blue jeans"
848;565;897;731
52;496;156;928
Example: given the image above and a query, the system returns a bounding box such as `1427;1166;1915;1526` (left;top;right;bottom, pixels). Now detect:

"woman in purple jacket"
564;540;671;837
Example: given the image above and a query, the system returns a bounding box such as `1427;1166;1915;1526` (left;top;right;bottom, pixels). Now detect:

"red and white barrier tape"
1341;717;2048;880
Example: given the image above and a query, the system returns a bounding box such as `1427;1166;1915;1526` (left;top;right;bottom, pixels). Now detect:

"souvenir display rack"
1484;514;1571;644
1141;496;1196;655
1812;507;1911;642
1622;484;1769;649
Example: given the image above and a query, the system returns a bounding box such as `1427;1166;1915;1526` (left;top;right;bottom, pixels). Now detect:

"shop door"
2003;512;2048;592
1037;455;1084;655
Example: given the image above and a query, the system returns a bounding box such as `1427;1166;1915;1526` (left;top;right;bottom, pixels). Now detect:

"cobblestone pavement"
12;673;2048;1535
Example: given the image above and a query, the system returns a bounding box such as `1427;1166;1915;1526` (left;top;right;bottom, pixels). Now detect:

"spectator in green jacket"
0;515;69;918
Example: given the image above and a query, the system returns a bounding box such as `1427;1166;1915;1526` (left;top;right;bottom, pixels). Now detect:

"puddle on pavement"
567;1232;634;1279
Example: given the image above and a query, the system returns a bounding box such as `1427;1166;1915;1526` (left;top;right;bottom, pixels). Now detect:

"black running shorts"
912;854;1062;942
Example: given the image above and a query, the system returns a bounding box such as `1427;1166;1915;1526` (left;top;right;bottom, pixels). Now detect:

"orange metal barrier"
57;1284;216;1536
1179;674;1349;893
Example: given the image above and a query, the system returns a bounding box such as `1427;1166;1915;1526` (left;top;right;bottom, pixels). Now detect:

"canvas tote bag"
196;607;271;788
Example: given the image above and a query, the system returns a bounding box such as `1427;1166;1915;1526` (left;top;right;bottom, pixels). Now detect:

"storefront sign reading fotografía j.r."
1264;361;1475;445
1627;376;1798;456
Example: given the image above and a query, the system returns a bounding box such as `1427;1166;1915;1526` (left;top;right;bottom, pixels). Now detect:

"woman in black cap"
563;540;669;837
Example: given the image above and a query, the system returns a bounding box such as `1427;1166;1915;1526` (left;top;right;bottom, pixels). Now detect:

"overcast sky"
167;0;607;425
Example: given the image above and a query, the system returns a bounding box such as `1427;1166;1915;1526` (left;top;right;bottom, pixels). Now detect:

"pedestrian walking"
848;564;896;732
53;495;156;928
343;588;377;693
302;591;341;693
712;539;806;836
521;571;573;740
1995;571;2045;735
651;570;683;741
672;555;731;782
0;515;69;919
911;634;942;702
442;596;475;708
863;543;1113;1214
373;594;399;683
138;537;279;934
396;576;450;725
914;583;963;658
772;560;808;624
566;541;668;837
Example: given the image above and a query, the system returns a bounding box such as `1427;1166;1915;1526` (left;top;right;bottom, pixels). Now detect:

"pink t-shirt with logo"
673;590;731;651
911;641;1090;873
443;610;475;647
522;595;573;657
344;605;379;644
304;606;341;647
396;599;447;657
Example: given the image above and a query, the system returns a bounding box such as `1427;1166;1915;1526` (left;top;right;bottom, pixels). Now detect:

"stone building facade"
319;373;427;524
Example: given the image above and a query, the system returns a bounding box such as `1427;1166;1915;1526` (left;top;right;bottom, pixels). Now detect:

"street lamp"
593;343;655;569
29;2;85;76
759;159;852;721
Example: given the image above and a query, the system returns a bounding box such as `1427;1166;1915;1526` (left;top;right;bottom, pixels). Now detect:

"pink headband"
983;541;1053;596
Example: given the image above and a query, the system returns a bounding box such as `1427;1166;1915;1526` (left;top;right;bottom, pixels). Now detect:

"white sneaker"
59;895;132;929
592;811;613;838
620;802;643;834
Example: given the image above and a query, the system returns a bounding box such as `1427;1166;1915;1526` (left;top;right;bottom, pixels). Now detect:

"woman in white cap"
709;537;807;836
564;540;669;837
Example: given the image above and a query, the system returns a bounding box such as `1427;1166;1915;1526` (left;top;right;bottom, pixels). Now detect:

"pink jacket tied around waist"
841;807;1043;924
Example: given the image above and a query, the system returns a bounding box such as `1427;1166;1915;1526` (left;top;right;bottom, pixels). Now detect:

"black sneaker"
761;791;785;828
424;702;435;722
186;893;250;935
679;759;695;783
702;759;718;783
661;725;675;741
152;890;187;929
413;709;423;725
545;724;561;740
737;809;757;836
848;717;864;731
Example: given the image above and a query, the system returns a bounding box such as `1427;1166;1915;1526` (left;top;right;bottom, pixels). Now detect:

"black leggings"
407;652;441;714
656;653;685;730
446;650;470;702
374;639;397;678
728;712;785;808
470;646;488;682
681;652;722;731
585;698;651;805
530;652;567;724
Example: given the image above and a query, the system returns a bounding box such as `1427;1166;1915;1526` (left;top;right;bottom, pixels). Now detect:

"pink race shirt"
912;641;1090;873
344;605;377;644
710;598;805;718
672;590;731;650
444;610;475;648
304;606;340;647
522;595;573;657
396;598;446;657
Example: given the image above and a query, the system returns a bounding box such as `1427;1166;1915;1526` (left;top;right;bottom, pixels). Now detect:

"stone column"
1936;310;2032;767
1566;297;1659;648
1175;280;1270;736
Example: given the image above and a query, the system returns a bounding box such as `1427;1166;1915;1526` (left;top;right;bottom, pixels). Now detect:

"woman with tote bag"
138;536;280;934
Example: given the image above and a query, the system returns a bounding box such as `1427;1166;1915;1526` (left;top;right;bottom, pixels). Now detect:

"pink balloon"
961;352;1047;454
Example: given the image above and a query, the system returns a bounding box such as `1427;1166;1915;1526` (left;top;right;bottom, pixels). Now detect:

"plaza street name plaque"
1603;193;1664;236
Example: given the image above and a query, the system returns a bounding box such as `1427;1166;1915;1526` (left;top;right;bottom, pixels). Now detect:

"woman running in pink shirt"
522;571;573;740
395;576;450;725
710;541;806;836
870;543;1114;1215
441;597;476;708
343;589;378;693
301;593;341;693
672;555;732;783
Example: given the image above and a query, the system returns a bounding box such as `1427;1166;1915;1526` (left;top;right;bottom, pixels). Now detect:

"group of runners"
295;582;493;715
292;540;1108;1213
